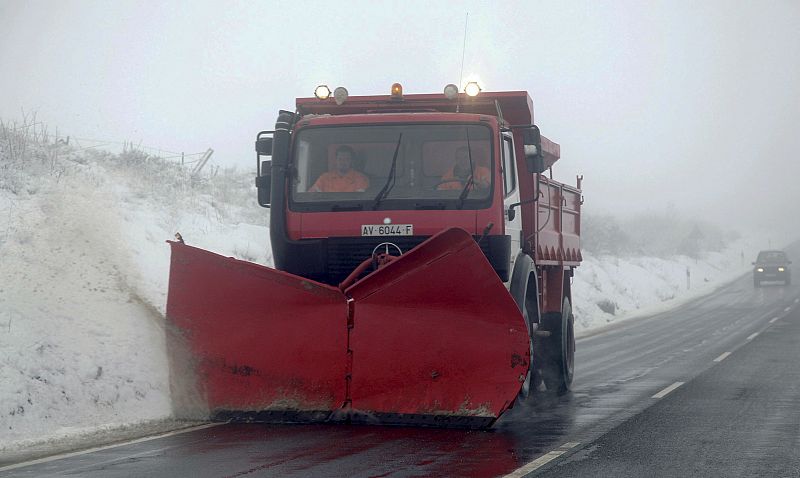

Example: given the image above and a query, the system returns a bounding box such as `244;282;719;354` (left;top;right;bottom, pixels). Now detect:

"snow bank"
0;133;268;453
0;172;171;446
572;237;766;335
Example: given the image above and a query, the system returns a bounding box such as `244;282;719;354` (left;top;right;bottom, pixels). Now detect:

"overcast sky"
2;0;798;237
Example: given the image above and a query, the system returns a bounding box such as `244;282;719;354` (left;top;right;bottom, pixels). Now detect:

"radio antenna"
456;12;468;113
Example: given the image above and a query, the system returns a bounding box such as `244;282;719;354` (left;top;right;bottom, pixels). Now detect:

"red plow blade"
166;228;530;427
345;229;531;425
166;244;348;421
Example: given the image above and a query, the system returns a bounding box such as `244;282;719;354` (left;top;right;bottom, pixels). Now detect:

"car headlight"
778;267;785;272
757;268;764;272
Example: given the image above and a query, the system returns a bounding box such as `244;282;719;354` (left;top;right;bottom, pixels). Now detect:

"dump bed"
534;175;582;266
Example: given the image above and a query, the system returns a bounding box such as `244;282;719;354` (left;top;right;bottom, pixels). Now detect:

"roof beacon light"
391;83;403;99
464;81;481;97
314;85;332;100
444;84;459;100
333;86;349;105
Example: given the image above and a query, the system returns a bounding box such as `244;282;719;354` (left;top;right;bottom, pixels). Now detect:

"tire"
517;274;539;402
540;296;575;394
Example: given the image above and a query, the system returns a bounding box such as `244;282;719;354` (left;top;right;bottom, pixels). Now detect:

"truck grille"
326;235;491;284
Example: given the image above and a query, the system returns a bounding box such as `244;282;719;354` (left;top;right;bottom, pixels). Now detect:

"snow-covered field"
0;127;783;457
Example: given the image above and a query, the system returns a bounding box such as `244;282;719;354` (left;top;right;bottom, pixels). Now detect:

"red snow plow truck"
166;84;583;428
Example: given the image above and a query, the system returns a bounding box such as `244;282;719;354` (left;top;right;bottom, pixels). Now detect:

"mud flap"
166;243;348;419
345;228;530;424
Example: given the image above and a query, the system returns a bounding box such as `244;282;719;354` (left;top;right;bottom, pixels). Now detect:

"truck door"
501;133;522;271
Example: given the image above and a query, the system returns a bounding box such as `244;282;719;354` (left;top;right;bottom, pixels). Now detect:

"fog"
1;0;798;238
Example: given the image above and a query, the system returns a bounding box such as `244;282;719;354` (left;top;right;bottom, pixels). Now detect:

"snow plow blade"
166;228;530;427
166;244;348;422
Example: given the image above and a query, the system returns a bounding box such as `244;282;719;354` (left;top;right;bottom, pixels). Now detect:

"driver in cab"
437;146;490;191
309;145;369;193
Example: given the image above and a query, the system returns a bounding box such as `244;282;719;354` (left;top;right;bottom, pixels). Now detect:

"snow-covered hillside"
0;127;268;454
0;124;781;456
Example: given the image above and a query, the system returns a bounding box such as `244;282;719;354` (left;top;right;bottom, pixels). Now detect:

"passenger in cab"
437;146;490;190
309;145;370;193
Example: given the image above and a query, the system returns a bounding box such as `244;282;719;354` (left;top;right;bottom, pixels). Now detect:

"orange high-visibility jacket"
309;170;370;192
437;165;491;190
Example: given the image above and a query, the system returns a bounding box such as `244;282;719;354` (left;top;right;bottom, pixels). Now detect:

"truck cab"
257;88;572;288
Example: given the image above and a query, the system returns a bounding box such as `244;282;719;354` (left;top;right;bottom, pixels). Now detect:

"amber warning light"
391;83;403;99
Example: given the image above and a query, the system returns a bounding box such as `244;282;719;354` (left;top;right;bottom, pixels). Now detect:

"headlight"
757;268;764;272
778;267;785;272
443;83;459;100
464;81;481;97
314;85;331;100
333;86;349;105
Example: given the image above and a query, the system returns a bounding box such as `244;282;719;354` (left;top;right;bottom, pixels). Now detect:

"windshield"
757;251;788;263
289;124;493;211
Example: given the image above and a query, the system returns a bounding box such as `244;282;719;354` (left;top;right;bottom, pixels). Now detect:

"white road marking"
0;422;222;472
503;442;580;477
747;332;759;341
794;298;799;304
785;307;792;313
57;444;177;476
652;381;685;399
713;352;732;362
770;317;780;324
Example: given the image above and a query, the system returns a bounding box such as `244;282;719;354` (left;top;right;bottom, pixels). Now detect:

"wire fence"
4;117;212;170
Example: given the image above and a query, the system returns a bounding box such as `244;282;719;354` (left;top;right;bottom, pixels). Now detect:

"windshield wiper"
372;133;403;210
456;129;476;209
456;176;474;209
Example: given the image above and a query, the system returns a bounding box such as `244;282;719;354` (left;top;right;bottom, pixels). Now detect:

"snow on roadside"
0;142;268;453
0;167;171;449
572;235;773;335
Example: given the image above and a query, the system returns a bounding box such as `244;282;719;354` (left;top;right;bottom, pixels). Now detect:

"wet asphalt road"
537;300;800;477
3;265;800;477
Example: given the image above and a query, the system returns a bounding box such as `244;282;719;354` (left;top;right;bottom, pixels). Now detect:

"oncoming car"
753;250;792;287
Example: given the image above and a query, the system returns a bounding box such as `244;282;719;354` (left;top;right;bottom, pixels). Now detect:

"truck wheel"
541;297;575;394
517;277;539;402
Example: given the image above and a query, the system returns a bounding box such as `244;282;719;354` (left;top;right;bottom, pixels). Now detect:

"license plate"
361;224;413;236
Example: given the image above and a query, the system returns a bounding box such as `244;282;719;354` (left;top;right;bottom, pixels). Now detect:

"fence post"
686;266;690;290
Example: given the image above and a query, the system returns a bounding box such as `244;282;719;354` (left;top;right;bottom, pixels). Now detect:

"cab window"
502;135;517;197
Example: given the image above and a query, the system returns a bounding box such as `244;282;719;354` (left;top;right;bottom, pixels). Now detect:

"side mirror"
522;126;546;174
256;160;272;207
255;137;274;156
